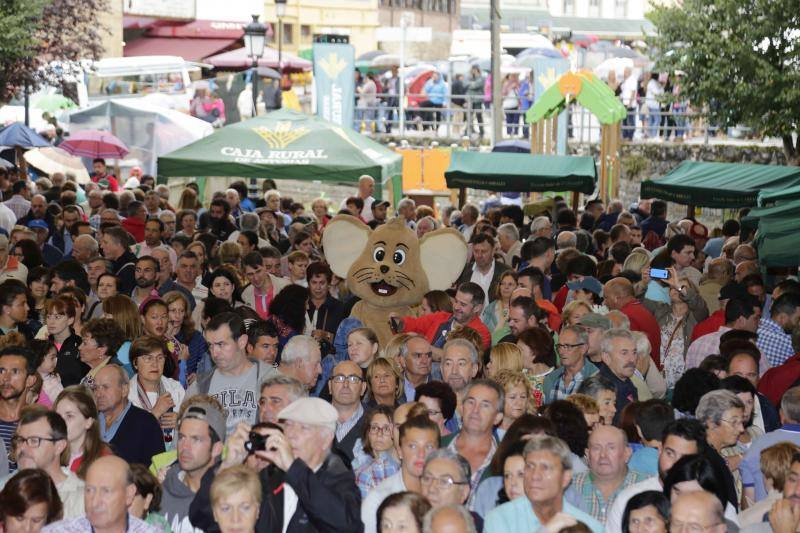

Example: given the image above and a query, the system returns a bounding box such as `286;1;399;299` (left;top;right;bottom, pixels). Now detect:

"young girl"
32;340;62;407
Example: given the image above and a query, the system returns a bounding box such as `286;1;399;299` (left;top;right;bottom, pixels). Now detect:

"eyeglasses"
420;474;469;489
330;374;363;384
11;435;60;448
369;425;393;435
720;417;744;428
556;342;585;351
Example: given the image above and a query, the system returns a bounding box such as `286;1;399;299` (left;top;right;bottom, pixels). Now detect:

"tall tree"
0;0;109;104
647;0;800;163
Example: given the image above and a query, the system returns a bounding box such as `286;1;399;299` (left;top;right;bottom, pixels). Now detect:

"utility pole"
490;0;502;143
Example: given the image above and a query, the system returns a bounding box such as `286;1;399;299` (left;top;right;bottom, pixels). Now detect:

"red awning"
123;37;239;62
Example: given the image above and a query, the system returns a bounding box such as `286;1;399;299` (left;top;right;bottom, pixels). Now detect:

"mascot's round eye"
393;250;406;265
373;247;386;262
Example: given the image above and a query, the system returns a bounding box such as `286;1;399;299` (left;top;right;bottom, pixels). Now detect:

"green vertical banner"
532;56;570;155
313;43;355;128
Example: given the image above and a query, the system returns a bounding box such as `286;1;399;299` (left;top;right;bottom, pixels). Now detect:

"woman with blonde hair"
561;299;594;327
366;356;403;407
211;465;262;533
494;370;533;439
101;294;142;375
54;385;112;478
383;332;414;366
480;270;518;337
218;241;244;277
485;342;523;379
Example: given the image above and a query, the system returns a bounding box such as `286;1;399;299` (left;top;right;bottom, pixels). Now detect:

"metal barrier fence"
353;93;717;144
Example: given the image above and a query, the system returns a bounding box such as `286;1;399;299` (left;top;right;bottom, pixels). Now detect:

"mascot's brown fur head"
322;215;467;308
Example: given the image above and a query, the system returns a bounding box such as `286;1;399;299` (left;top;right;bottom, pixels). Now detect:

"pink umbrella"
60;130;130;159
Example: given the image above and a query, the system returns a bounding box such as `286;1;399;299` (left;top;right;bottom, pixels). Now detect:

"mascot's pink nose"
380;265;389;274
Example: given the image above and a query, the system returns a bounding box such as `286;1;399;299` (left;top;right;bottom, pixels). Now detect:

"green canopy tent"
640;161;800;208
740;199;800;236
444;152;597;194
157;109;402;196
758;183;800;206
754;215;800;267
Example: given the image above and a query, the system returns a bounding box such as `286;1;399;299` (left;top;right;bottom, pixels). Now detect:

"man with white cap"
253;397;363;532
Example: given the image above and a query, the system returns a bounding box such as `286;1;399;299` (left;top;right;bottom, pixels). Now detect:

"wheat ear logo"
252;122;310;149
318;53;347;79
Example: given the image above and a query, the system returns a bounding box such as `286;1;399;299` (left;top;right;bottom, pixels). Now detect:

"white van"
81;56;208;113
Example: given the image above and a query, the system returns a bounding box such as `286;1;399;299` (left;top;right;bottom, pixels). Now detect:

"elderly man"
162;398;226;531
421;450;479;528
363;415;441;533
456;233;510;304
544;325;598;403
397;197;416;229
604;277;661;366
330;359;367;461
484;435;603;532
252;397;363;532
188;312;277;435
671;491;727;533
258;374;307;424
158;210;176;242
441;338;480;427
598;329;639;423
399;335;435;402
443;379;503;509
71;234;99;266
339;175;375;222
424;505;478;533
497;223;522;268
95;364;164;465
458;203;479;241
1;406;84;517
276;334;323;392
42;455;159;533
568;425;647;524
530;216;553;239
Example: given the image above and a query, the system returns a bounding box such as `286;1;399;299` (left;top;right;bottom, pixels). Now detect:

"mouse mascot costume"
315;215;466;394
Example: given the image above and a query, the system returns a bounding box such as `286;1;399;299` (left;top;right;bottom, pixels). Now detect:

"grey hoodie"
160;463;203;533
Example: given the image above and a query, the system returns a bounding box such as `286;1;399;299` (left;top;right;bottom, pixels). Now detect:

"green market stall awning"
444;152;597;194
740;199;800;236
755;215;800;267
758;183;800;206
157;109;402;183
640;161;800;208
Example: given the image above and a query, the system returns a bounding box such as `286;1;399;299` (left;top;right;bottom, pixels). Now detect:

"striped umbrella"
60;129;129;159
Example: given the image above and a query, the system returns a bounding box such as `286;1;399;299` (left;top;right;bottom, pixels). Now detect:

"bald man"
42;455;159;532
424;505;478;533
341;175;376;222
330;360;368;461
603;278;661;367
670;491;727;533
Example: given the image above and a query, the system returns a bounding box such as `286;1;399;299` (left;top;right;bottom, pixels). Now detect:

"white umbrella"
594;57;635;80
24;147;90;183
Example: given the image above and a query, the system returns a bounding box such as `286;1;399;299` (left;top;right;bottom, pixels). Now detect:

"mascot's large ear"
419;228;468;290
322;215;371;278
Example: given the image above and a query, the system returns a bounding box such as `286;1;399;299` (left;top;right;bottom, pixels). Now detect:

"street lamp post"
276;0;287;93
243;14;267;117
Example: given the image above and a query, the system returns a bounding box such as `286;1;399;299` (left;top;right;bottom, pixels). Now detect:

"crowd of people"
1;162;800;533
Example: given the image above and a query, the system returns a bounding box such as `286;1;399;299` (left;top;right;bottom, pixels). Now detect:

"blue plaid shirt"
757;317;794;367
570;468;648;524
355;452;400;497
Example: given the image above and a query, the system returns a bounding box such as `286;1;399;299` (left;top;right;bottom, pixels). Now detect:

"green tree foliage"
0;0;108;103
647;0;800;162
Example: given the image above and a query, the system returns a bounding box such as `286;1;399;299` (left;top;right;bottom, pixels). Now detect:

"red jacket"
403;311;491;351
537;299;562;332
121;217;145;243
620;299;662;369
758;353;800;406
553;285;569;312
692;309;725;341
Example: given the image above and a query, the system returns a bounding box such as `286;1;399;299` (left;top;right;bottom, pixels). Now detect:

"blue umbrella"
0;122;51;149
517;47;562;59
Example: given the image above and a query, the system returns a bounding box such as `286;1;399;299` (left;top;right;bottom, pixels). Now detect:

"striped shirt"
0;419;18;472
336;403;364;442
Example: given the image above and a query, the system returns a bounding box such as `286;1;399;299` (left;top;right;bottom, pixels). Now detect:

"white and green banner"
313;42;355;128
